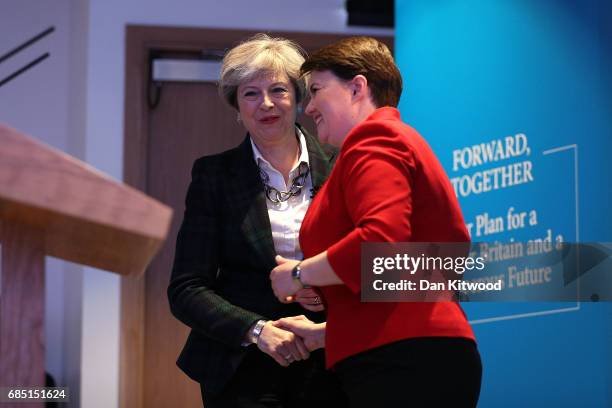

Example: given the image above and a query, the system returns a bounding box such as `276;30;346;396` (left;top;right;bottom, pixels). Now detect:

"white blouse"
250;129;313;261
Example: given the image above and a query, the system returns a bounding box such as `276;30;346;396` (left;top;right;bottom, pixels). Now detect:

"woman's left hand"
270;255;303;303
294;288;325;312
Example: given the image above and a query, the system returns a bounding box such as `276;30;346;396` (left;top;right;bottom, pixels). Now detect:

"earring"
237;113;242;123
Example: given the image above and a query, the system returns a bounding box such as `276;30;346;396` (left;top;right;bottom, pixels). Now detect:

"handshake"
253;312;326;367
259;256;327;366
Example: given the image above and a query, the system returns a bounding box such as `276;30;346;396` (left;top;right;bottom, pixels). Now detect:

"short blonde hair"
219;33;306;109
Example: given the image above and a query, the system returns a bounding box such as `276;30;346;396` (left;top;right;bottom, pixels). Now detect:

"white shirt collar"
250;127;310;172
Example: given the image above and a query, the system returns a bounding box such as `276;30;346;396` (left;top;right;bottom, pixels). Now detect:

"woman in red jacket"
270;37;482;408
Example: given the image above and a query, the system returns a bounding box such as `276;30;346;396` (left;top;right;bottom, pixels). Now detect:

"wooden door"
147;81;244;407
121;26;393;408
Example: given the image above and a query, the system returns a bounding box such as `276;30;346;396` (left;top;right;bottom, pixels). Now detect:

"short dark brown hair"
301;37;402;107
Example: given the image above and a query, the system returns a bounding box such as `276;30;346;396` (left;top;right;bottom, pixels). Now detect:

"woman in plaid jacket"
168;34;347;408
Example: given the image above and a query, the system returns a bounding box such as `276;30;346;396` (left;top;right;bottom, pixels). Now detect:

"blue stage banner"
396;0;611;406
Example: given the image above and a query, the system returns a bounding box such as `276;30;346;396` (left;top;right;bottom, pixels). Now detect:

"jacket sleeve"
326;134;416;294
167;158;264;348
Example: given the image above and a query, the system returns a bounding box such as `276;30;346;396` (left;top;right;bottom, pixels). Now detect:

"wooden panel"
120;25;150;408
0;220;45;408
119;274;146;408
0;124;172;276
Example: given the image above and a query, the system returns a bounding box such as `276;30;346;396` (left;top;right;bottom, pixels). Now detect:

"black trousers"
334;337;482;408
201;347;348;408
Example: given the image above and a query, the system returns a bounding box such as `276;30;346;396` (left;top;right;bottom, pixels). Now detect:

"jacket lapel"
299;124;336;197
231;136;277;269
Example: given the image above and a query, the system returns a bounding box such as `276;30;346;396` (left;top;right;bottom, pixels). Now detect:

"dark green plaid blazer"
168;125;336;394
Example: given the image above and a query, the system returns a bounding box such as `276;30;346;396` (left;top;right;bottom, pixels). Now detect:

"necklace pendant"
258;162;310;204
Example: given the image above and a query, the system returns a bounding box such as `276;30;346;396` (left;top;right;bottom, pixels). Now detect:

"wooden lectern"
0;124;172;404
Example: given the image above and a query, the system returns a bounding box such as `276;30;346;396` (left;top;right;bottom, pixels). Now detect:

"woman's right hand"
273;316;326;351
256;322;310;367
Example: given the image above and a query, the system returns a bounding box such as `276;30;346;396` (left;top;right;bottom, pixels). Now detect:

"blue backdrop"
396;1;611;406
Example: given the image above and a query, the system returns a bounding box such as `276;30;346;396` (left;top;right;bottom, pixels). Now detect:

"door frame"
121;25;393;408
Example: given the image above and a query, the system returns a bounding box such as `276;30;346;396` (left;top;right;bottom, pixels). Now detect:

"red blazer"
300;107;475;368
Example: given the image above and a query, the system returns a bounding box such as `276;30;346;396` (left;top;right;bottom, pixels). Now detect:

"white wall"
3;1;392;407
0;1;71;151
